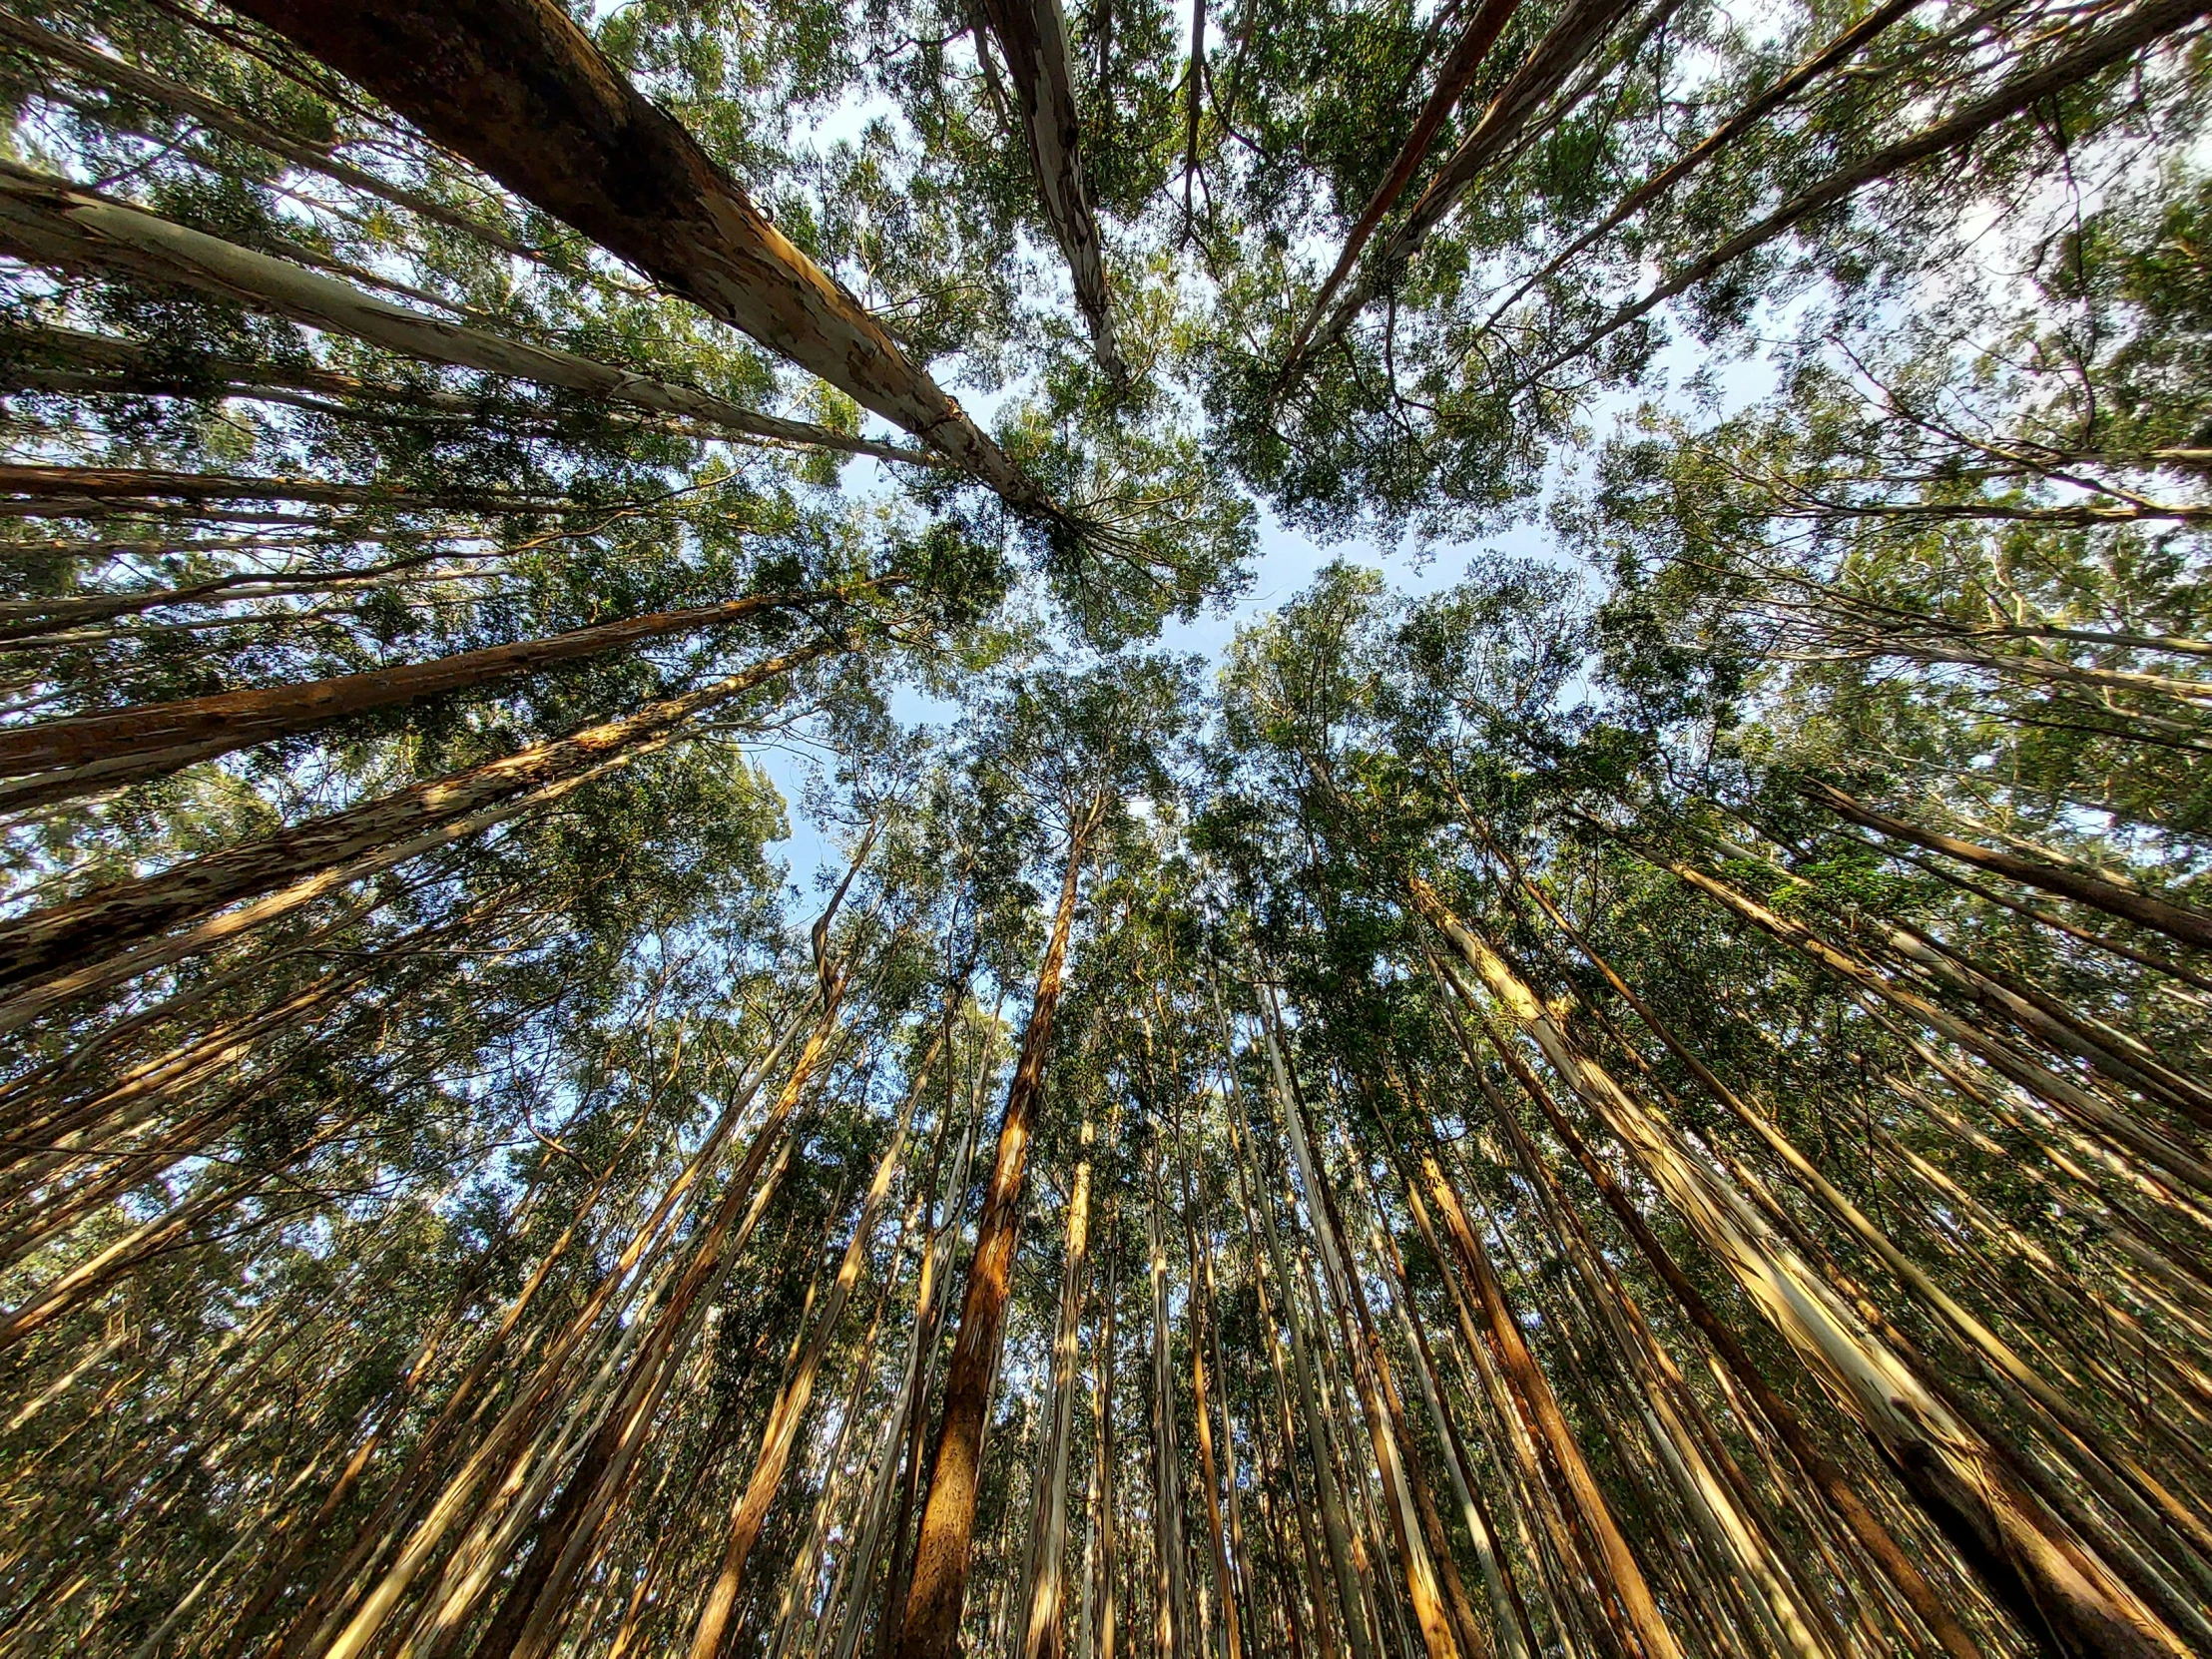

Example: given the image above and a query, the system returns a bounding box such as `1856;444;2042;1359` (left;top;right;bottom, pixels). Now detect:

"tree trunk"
1294;0;1636;373
0;636;838;1024
688;1029;944;1659
219;0;1055;512
1280;0;1525;367
894;806;1099;1659
0;460;554;514
1023;1109;1096;1659
1800;781;2212;953
975;0;1125;377
1233;1030;1373;1659
1412;876;2193;1659
467;968;847;1659
0;173;933;466
1518;0;2212;384
0;582;881;801
1261;1007;1468;1659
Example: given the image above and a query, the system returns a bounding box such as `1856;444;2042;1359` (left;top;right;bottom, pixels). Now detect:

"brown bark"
1801;780;2212;954
0;190;935;467
686;1029;942;1659
0;580;880;796
1266;1024;1469;1659
0;461;555;514
1518;0;2212;385
1413;878;2193;1659
1292;0;1635;375
976;0;1126;377
468;972;845;1659
1410;1143;1681;1659
1419;929;1976;1659
1176;1107;1242;1659
894;805;1100;1659
1280;0;1525;369
223;0;1055;512
1471;0;1924;335
0;637;838;1016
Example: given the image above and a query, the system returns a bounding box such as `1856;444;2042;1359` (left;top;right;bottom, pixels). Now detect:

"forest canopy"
0;1;2209;1658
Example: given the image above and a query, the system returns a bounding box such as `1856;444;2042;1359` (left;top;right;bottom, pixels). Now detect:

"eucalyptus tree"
896;651;1194;1659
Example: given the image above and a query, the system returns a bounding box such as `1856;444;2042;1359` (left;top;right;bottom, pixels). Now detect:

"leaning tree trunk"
468;963;851;1659
1411;877;2193;1659
686;1027;945;1659
974;0;1126;378
894;801;1102;1659
1260;1006;1470;1659
1799;780;2212;953
1289;0;1635;375
0;636;839;1030
1516;0;2212;383
221;0;1056;514
0;582;882;809
1021;1109;1096;1659
0;169;930;467
1279;0;1524;368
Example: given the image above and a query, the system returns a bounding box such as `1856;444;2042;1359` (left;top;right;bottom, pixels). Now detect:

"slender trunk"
1471;0;1924;335
1280;0;1524;365
976;0;1125;376
1235;1031;1372;1659
1518;0;2212;384
1175;1104;1242;1659
305;1003;814;1659
1022;1110;1096;1659
1294;0;1635;373
0;172;932;467
466;973;848;1659
895;807;1099;1659
1413;878;2193;1659
0;638;838;1026
1144;1138;1192;1659
0;460;554;514
0;582;881;797
1635;841;2212;1204
218;0;1054;511
1800;781;2212;954
1261;999;1468;1659
688;1031;944;1659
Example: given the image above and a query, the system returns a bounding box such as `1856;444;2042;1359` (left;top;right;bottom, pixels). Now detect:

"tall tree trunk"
1261;1000;1470;1659
1516;0;2212;385
687;1028;945;1659
1799;781;2212;953
1175;1103;1242;1659
1279;0;1524;368
1233;1027;1373;1659
1289;0;1635;375
0;171;930;466
974;0;1126;377
1023;1109;1096;1659
220;0;1057;513
0;637;839;1028
1398;1105;1681;1659
895;803;1102;1659
0;460;554;514
466;964;850;1659
1144;1135;1192;1659
0;582;882;805
1412;877;2194;1659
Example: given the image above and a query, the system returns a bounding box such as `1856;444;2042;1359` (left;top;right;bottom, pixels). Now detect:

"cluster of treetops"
0;0;2206;1657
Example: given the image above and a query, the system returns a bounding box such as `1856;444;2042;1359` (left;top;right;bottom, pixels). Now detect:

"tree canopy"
0;1;2209;1658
